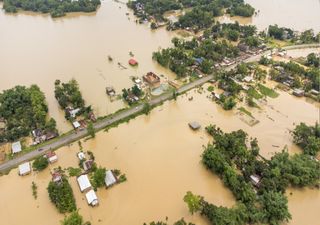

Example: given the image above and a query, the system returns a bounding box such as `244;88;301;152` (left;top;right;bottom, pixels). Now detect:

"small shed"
250;175;261;187
188;122;201;130
129;58;138;66
18;162;31;176
293;89;304;97
83;160;94;172
72;121;81;129
12;141;22;154
77;175;92;193
77;152;86;161
105;170;117;187
85;190;99;206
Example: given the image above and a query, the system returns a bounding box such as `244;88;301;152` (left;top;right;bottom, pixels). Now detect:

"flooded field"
0;0;177;132
0;86;319;225
219;0;320;32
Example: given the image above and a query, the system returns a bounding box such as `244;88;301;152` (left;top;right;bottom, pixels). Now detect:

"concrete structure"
188;122;201;130
12;141;22;154
18;162;31;176
105;170;117;187
85;190;99;206
293;89;305;97
77;174;92;192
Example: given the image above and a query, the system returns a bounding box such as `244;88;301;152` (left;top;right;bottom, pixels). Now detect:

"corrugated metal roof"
77;175;92;192
105;170;117;187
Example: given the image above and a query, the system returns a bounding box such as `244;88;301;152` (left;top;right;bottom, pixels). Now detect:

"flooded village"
0;0;319;225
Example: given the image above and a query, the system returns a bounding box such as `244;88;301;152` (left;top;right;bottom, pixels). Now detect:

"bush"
32;156;49;171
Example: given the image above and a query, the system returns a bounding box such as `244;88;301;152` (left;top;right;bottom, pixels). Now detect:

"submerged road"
0;44;319;173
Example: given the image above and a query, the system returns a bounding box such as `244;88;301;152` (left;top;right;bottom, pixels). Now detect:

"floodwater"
218;0;320;32
0;0;177;132
0;0;320;224
0;87;319;225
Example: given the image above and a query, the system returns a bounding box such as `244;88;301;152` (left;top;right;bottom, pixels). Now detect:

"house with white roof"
105;170;117;187
18;162;31;176
77;152;86;161
77;174;92;192
72;121;81;129
85;190;99;206
12;141;22;154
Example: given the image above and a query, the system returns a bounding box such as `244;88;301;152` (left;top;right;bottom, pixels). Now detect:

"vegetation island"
183;124;319;225
1;0;101;17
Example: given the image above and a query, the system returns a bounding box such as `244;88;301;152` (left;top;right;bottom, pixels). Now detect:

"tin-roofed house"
46;151;58;164
105;170;117;188
12;141;22;154
85;189;99;207
77;174;92;193
19;162;31;176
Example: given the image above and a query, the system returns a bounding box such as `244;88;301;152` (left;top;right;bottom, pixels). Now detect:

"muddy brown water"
0;0;319;224
0;87;319;225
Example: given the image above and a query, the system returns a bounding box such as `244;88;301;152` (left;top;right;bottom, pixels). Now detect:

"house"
66;108;80;118
143;72;160;87
77;152;86;161
194;57;204;65
310;89;319;95
88;112;96;122
243;76;253;83
250;175;261;187
85;190;99;206
77;174;92;192
129;58;138;66
105;170;117;187
18;162;31;176
72;121;81;129
212;92;221;100
46;151;58;164
83;160;94;172
12;141;22;154
188;122;201;130
52;171;62;183
293;89;304;97
106;87;116;96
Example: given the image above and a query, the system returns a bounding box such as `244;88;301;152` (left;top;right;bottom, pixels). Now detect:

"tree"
91;167;106;189
47;177;77;213
260;191;291;225
142;103;152;115
61;211;83;225
32;156;49;171
183;191;203;215
87;122;95;138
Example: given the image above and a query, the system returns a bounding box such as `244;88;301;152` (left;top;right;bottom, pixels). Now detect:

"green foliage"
32;181;38;199
3;0;101;18
207;86;214;92
222;97;236;110
54;79;85;110
305;53;320;68
259;191;291;225
61;211;83;225
142;103;152;115
228;3;255;17
178;7;213;31
257;84;279;98
32;156;49;171
68;167;82;177
91;167;106;189
0;85;55;142
47;177;76;213
292;122;320;156
183;191;203;215
87;122;95;138
118;174;127;183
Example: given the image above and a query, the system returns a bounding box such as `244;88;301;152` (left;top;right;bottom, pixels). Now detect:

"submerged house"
129;58;138;66
143;72;160;87
105;170;117;188
85;190;99;206
77;152;86;161
12;141;22;154
188;122;201;130
18;162;31;176
293;89;305;97
77;174;92;193
52;171;62;183
83;160;94;172
46;151;58;164
106;87;116;96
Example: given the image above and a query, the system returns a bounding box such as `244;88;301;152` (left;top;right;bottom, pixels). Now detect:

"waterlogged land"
0;86;319;225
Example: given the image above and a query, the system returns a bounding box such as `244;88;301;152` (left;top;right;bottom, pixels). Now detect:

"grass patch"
67;167;82;177
238;107;254;118
247;87;263;99
257;84;279;98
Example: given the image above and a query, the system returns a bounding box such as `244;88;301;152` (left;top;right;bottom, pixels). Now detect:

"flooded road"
0;87;319;225
0;0;177;132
